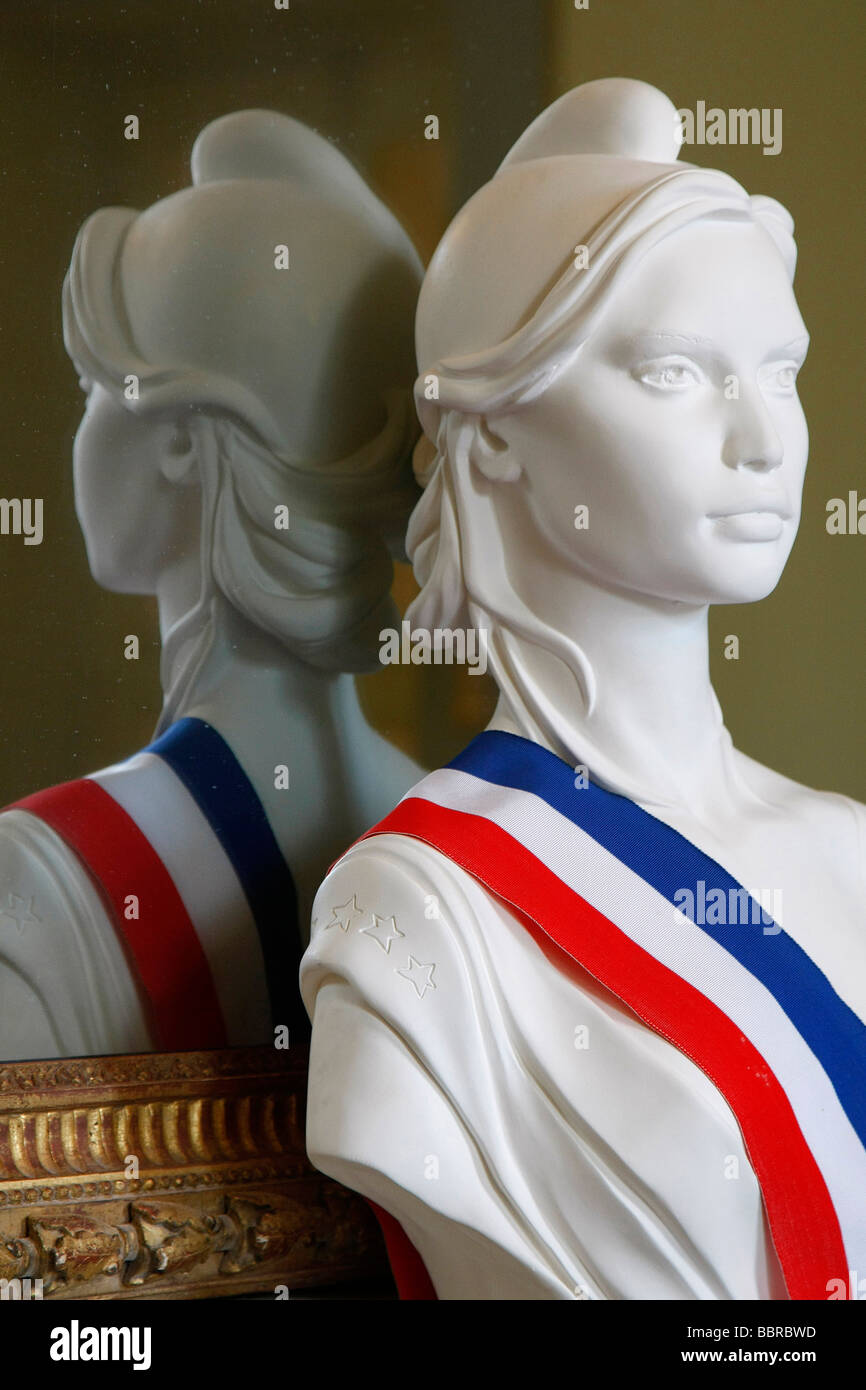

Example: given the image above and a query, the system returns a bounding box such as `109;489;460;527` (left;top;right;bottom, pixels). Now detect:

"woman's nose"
720;387;784;472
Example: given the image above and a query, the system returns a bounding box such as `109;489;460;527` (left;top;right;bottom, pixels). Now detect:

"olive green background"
0;0;862;805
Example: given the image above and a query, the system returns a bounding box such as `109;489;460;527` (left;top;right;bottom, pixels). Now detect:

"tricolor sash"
358;730;866;1301
11;717;307;1051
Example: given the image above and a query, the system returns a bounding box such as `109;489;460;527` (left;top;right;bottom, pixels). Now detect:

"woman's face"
495;219;809;607
72;382;200;593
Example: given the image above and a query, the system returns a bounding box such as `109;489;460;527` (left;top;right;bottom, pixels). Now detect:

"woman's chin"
87;552;154;595
705;569;788;606
681;545;793;606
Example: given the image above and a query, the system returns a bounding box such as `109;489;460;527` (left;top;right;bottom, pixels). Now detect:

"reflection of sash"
11;717;307;1051
359;730;866;1301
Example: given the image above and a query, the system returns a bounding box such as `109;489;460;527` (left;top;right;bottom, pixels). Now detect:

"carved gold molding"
0;1047;388;1299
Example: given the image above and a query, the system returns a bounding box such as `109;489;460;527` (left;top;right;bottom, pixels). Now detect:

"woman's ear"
470;415;522;483
160;421;198;485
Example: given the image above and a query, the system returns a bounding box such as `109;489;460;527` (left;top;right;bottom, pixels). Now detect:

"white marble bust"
301;80;866;1300
0;111;426;1061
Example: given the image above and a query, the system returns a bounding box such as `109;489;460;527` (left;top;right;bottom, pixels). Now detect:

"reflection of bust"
301;80;866;1300
0;111;425;1061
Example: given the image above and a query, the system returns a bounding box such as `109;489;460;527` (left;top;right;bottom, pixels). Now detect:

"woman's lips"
708;510;787;541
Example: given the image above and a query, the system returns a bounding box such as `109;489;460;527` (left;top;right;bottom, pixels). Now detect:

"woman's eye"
637;359;703;391
762;363;799;394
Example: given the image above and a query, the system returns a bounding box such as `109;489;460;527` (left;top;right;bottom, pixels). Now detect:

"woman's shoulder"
734;747;866;828
309;829;484;951
0;802;153;1056
732;747;866;885
303;826;518;1021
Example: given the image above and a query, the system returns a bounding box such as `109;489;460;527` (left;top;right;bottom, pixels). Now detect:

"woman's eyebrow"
616;331;727;365
620;330;811;361
631;331;716;351
774;334;810;360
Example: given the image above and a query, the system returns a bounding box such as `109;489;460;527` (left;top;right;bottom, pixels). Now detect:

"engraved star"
0;893;40;934
324;895;364;932
396;956;437;999
360;913;405;955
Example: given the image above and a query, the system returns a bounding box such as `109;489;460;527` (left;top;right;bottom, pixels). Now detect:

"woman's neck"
155;547;371;754
162;596;371;796
486;557;736;815
154;589;410;934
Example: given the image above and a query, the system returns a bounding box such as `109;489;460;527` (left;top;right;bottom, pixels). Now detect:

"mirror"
0;1;512;1067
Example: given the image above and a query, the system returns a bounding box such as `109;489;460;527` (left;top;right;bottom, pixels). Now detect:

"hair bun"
498;77;682;172
190;108;369;201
